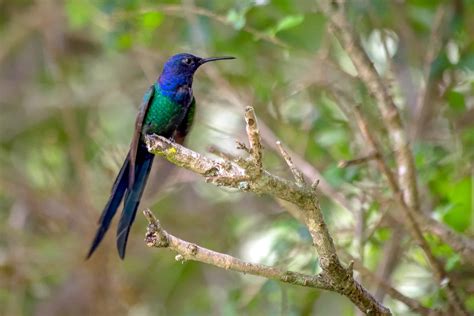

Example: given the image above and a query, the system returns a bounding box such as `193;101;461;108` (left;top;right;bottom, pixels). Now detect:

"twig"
235;140;251;153
341;102;474;262
318;3;468;313
413;6;446;139
280;202;437;316
278;198;435;316
143;209;332;290
311;179;320;191
353;107;468;315
346;255;442;316
413;214;474;263
207;145;235;161
276;141;306;186
355;196;366;263
318;2;420;210
373;227;404;302
338;153;380;168
111;5;288;48
258;121;353;213
145;107;391;315
202;58;354;214
244;106;263;174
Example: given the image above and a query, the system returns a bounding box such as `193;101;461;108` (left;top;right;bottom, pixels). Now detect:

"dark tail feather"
116;145;154;259
86;154;130;259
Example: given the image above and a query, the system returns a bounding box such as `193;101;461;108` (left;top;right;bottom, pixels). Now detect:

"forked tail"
116;145;154;258
87;144;154;259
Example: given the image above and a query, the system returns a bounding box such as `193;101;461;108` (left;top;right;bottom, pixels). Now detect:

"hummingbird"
87;53;235;259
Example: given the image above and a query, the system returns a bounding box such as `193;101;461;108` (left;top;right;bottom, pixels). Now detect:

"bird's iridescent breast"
142;83;189;138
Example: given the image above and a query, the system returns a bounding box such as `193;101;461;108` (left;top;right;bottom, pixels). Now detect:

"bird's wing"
129;85;155;189
174;97;196;144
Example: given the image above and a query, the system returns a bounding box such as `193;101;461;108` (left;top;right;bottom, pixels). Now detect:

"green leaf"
466;295;474;312
116;33;133;50
459;52;474;70
438;177;472;232
65;0;96;29
140;11;164;29
274;14;304;34
316;129;346;146
276;13;326;52
445;254;461;271
226;9;246;30
446;90;465;112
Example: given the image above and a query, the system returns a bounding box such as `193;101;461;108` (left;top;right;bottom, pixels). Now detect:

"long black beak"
199;56;235;65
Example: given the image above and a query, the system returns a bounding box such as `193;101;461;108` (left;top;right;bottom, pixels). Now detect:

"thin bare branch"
338;153;380;168
332;97;474;263
318;2;420;211
112;5;288;48
311;178;320;191
276;141;306;186
347;255;442;316
413;214;474;263
143;209;332;290
245;106;263;173
373;227;404;302
413;6;447;139
317;3;469;313
259;122;353;213
352;107;468;315
201;58;354;214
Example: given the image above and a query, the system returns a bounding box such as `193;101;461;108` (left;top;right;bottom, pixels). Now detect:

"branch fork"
144;106;392;315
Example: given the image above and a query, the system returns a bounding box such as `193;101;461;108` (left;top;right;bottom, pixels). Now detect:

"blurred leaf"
227;9;247;30
266;14;304;37
445;254;461;271
435;177;472;232
316;129;346;147
466;295;474;312
322;163;359;186
140;11;164;29
65;0;96;29
374;227;391;243
446;90;466;112
116;32;133;50
275;14;304;32
459;51;474;70
277;13;326;52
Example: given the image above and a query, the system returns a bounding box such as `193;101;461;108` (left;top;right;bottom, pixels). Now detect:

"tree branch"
276;141;306;186
112;5;288;48
346;255;442;316
318;3;469;314
318;2;420;211
353;106;468;315
277;195;437;316
143;209;332;290
144;106;391;315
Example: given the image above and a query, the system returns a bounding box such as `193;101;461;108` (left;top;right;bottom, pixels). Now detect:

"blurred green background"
0;0;473;315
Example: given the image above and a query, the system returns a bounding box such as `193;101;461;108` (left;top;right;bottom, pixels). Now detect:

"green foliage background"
0;0;473;315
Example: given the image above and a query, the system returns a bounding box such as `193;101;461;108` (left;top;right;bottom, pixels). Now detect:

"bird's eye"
182;58;193;65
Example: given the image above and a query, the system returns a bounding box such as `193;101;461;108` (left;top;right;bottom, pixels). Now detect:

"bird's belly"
142;100;187;138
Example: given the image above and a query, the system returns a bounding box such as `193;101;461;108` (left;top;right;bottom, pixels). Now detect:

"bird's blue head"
158;53;235;91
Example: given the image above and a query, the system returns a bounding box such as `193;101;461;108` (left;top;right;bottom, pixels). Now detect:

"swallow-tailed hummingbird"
87;53;235;259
